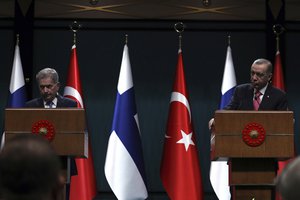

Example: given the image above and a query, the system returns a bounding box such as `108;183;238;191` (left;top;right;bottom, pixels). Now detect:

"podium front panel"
4;108;87;158
213;110;294;159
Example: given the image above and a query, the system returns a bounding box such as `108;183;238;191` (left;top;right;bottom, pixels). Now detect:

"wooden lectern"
4;108;87;158
211;110;294;200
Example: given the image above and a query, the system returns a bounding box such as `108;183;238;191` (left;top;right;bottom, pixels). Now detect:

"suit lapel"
259;85;271;110
246;85;255;110
56;95;63;108
37;98;44;107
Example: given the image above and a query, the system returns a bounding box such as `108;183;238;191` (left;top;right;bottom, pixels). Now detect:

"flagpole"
160;22;204;199
174;22;184;51
275;32;279;52
16;34;20;46
69;21;82;45
65;20;98;200
66;20;81;185
210;35;236;200
104;33;148;200
125;34;128;45
273;24;285;52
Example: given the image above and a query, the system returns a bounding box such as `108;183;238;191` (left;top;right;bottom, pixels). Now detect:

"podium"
211;110;294;200
4;108;87;158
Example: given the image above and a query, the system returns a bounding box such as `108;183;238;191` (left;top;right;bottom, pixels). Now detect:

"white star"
176;130;195;151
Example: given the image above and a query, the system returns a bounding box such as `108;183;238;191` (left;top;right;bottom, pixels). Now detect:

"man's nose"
252;74;258;80
42;87;49;93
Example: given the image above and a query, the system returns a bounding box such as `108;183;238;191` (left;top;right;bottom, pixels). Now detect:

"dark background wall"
1;18;300;199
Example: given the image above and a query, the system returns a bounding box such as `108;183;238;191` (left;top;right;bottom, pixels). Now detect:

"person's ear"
268;73;273;82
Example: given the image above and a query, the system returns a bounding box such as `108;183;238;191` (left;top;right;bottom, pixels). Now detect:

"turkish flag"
273;50;293;200
64;45;97;200
160;50;204;200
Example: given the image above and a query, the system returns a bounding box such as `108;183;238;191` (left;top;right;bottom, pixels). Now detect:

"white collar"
255;83;268;96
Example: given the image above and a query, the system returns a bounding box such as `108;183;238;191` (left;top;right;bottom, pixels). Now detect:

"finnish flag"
104;44;148;200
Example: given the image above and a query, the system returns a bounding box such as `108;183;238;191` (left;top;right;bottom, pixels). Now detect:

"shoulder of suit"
63;97;77;106
25;98;43;107
235;83;252;90
268;85;286;95
56;95;77;107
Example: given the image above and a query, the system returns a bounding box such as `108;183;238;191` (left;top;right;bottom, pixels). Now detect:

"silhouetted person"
24;67;77;187
209;58;288;129
0;134;64;200
276;157;300;200
224;58;287;110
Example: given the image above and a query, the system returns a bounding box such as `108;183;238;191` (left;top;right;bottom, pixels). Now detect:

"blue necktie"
46;101;53;108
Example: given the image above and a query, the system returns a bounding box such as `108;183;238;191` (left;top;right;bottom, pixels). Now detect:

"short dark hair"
0;134;61;200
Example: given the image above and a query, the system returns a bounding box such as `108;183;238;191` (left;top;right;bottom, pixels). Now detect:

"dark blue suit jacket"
25;95;77;108
224;83;288;111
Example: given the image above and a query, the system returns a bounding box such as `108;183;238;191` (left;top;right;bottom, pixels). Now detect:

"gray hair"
36;68;59;84
252;58;273;74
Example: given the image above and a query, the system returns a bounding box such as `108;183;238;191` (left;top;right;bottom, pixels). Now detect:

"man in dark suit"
209;58;289;199
209;58;288;128
25;68;77;199
224;58;288;111
25;68;77;108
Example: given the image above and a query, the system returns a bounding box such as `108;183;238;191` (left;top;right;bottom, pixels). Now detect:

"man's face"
38;77;60;102
250;63;272;90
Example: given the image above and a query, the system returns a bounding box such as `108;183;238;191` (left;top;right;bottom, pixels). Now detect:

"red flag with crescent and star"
160;49;204;200
64;45;97;200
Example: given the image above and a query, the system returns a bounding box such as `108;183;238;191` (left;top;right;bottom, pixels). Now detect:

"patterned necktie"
253;91;262;111
46;101;53;108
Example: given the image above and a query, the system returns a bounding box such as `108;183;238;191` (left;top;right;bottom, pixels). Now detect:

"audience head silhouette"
0;134;63;200
276;157;300;200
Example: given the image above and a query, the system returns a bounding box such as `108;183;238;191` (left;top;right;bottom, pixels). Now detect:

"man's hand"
208;118;215;130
